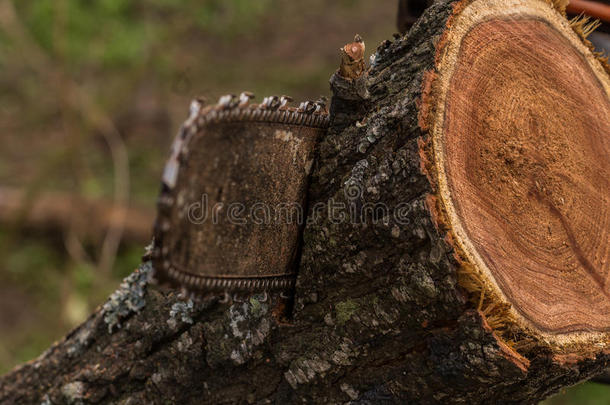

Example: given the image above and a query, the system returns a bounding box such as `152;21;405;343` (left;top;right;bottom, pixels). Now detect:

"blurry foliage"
542;383;610;405
3;231;62;296
0;1;607;403
15;0;272;70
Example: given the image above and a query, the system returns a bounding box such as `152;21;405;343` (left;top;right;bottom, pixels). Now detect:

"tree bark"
2;0;610;403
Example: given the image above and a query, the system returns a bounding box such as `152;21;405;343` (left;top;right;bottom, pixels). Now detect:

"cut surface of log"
422;0;610;344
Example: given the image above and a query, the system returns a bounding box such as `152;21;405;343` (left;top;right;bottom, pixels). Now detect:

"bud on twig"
339;34;366;79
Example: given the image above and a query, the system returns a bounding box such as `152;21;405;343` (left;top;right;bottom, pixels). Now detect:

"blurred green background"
0;1;607;403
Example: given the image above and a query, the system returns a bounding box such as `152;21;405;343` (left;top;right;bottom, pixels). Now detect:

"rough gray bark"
1;1;608;404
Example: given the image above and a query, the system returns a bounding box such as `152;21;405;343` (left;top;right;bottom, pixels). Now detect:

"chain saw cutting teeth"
151;92;329;301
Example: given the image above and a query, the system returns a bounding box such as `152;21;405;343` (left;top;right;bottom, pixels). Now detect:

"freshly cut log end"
420;0;610;347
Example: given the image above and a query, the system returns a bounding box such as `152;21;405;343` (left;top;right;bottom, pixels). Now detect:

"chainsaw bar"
152;93;329;299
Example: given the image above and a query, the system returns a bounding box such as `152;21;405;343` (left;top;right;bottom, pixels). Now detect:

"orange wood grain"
442;18;610;333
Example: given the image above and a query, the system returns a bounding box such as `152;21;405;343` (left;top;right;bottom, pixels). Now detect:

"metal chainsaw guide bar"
152;92;329;299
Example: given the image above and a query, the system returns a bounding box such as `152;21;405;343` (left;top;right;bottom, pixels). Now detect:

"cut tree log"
0;0;609;403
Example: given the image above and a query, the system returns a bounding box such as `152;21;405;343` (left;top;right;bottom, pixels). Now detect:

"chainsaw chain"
151;92;329;301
